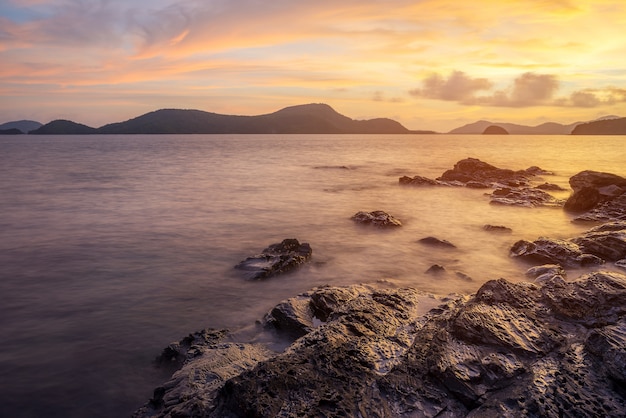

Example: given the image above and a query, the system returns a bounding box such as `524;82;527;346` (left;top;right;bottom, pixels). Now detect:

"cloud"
409;71;492;101
478;72;560;107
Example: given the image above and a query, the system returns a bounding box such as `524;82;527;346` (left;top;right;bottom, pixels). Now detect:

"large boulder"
490;187;564;208
565;170;626;213
235;239;312;280
137;272;626;417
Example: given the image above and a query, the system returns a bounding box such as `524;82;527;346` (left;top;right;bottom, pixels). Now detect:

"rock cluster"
235;239;312;280
510;221;626;269
399;158;562;207
136;271;626;417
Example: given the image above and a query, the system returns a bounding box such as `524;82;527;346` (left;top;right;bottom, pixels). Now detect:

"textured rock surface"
235;239;312;280
511;221;626;268
137;272;626;417
437;158;538;187
565;170;626;213
573;193;626;222
351;210;402;227
489;186;564;207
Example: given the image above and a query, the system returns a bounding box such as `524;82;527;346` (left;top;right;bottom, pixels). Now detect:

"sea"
0;134;624;417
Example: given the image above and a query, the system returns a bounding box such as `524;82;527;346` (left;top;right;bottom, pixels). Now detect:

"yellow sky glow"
1;0;625;131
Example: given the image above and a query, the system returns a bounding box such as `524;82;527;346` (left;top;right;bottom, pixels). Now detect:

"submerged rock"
351;210;402;227
137;271;626;417
235;239;312;280
398;175;442;186
483;224;513;233
418;236;457;248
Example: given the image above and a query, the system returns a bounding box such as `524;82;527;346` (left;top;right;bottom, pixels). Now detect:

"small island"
482;125;509;135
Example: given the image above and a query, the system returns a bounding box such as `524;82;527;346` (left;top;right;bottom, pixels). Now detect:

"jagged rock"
134;330;273;418
617;259;626;270
571;221;626;261
565;170;626;213
235;239;312;280
351;210;402;227
399;175;441;186
573;193;626;222
483;224;512;233
437;158;539;187
511;222;626;268
490;187;564;207
138;272;626;417
418;236;457;248
510;238;603;268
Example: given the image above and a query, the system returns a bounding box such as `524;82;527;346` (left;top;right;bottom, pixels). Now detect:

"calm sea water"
0;134;624;417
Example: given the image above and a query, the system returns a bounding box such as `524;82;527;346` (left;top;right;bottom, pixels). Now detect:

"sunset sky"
1;0;625;132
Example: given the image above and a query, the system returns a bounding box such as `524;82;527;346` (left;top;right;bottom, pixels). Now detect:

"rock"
525;264;566;283
535;182;566;191
617;259;626;270
425;264;446;274
437;158;537;187
482;125;509;134
399;175;441;186
235;239;312;280
510;238;603;268
511;222;626;268
351;210;402;227
418;236;457;249
141;271;626;417
565;170;626;213
571;221;626;261
490;187;564;207
573;193;626;222
455;271;473;282
133;329;273;418
483;224;512;233
564;186;601;212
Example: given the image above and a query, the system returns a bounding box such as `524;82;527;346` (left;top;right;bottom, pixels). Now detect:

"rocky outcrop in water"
351;210;402;227
510;221;626;268
234;239;312;280
418;236;457;248
400;158;562;207
562;170;626;222
136;271;626;417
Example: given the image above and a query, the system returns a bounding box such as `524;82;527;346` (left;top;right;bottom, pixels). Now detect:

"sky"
1;0;625;132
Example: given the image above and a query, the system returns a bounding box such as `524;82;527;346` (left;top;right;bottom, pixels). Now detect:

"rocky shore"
135;158;626;417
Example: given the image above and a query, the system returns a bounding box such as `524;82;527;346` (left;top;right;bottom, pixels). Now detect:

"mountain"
30;120;97;135
0;120;42;133
571;117;626;135
0;128;24;135
97;104;410;134
448;120;580;135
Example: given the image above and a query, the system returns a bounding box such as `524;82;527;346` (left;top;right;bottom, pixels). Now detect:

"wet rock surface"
137;272;626;417
565;170;626;214
235;239;312;280
400;158;563;207
418;236;457;248
351;210;402;227
511;221;626;268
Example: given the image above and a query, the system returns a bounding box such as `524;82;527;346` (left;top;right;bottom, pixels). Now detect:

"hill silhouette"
97;104;409;134
482;125;508;134
0;128;24;135
571;117;626;135
448;120;580;134
30;120;97;135
0;120;42;133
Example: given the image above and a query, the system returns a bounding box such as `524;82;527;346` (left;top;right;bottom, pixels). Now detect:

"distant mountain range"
448;115;624;135
2;105;624;135
25;104;426;135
